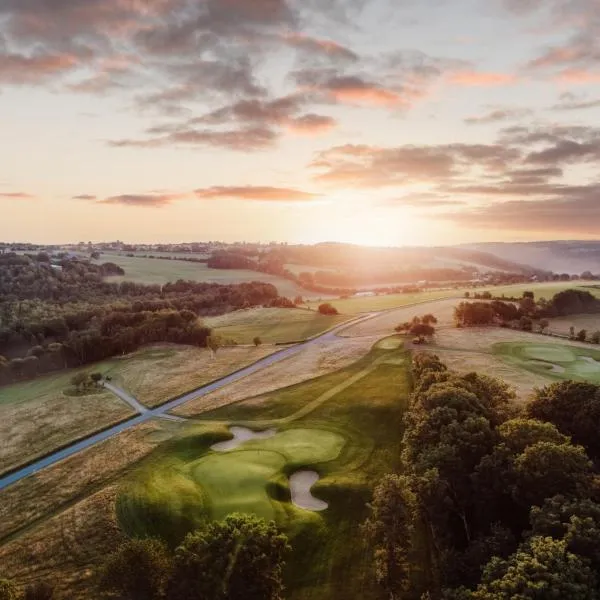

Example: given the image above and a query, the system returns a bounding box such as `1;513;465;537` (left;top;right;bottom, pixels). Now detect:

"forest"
0;253;280;386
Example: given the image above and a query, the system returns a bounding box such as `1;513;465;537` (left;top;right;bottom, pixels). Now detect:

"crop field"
103;344;276;407
205;307;350;344
493;342;600;383
0;370;134;476
96;254;320;298
118;338;410;599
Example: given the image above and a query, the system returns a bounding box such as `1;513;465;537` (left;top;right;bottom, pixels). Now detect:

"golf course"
494;342;600;382
116;336;410;599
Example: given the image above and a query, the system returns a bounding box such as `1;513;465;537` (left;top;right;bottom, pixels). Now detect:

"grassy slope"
306;282;600;315
493;341;600;383
116;339;410;599
0;370;134;475
98;254;318;298
205;307;350;344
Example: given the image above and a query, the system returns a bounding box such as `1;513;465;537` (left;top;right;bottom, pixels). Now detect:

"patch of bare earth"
341;298;461;338
173;335;379;417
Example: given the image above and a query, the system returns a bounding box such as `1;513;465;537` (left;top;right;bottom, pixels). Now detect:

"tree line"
362;352;600;599
0;253;281;386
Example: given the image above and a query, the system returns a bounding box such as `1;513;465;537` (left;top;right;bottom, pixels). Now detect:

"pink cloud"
449;71;518;87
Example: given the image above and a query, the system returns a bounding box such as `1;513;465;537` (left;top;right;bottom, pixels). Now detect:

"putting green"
493;342;600;383
120;427;346;539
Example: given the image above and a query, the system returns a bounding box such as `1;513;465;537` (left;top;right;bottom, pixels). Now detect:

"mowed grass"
0;370;134;475
97;254;320;298
205;307;350;344
116;339;411;599
493;342;600;383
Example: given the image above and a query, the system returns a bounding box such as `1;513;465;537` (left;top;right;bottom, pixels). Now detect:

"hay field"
205;307;349;344
0;372;134;475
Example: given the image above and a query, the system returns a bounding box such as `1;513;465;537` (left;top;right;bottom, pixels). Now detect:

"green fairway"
493;342;600;383
204;307;350;344
116;337;410;599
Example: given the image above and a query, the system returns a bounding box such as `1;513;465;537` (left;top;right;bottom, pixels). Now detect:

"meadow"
204;307;350;344
117;337;410;599
97;254;320;299
0;370;134;476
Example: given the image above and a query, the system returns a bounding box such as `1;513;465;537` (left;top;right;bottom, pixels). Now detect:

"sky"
1;0;600;247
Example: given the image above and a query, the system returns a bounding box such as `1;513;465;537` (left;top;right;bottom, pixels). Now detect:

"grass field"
0;371;134;475
493;342;600;383
97;254;323;299
117;338;410;599
205;307;350;344
305;282;600;315
102;344;276;407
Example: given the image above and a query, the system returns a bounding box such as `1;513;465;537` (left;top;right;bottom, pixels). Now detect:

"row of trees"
363;353;600;599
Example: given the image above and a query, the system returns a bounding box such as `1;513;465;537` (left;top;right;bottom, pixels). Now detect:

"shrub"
318;303;339;316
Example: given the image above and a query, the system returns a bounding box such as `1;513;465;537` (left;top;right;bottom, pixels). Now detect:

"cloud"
72;194;97;200
282;33;358;62
194;186;321;202
0;49;78;84
110;125;278;151
440;192;600;235
310;143;521;187
465;108;534;125
551;94;600;111
449;71;518;86
0;191;35;199
99;193;186;208
286;114;336;134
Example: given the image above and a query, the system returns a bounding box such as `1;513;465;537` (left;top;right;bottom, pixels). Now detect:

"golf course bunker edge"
289;470;328;512
211;426;277;451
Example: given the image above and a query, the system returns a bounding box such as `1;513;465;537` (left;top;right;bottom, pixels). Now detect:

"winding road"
0;312;379;492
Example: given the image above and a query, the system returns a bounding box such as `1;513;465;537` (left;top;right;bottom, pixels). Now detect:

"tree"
512;441;592;507
570;325;576;339
539;319;550;334
318;302;339;316
90;372;103;384
470;536;598;600
0;580;18;600
422;314;438;325
24;582;54;600
362;474;417;599
253;336;262;347
577;329;587;342
410;322;435;340
206;334;222;358
70;371;89;391
168;514;290;600
527;381;600;461
498;418;568;454
591;331;600;344
99;537;172;600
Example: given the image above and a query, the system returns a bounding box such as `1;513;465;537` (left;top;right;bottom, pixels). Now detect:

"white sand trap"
289;470;328;512
376;337;403;350
529;360;566;374
211;426;277;452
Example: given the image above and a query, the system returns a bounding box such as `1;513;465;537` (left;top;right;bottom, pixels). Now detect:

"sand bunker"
579;356;600;369
289;470;328;512
211;426;277;451
376;336;404;350
528;361;566;374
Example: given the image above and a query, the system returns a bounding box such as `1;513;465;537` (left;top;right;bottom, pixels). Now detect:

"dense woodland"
363;353;600;599
0;253;280;386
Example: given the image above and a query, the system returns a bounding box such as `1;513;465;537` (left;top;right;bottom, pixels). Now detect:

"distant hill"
463;241;600;275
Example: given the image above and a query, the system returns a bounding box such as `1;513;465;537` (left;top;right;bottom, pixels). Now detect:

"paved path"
0;312;377;492
103;382;149;414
